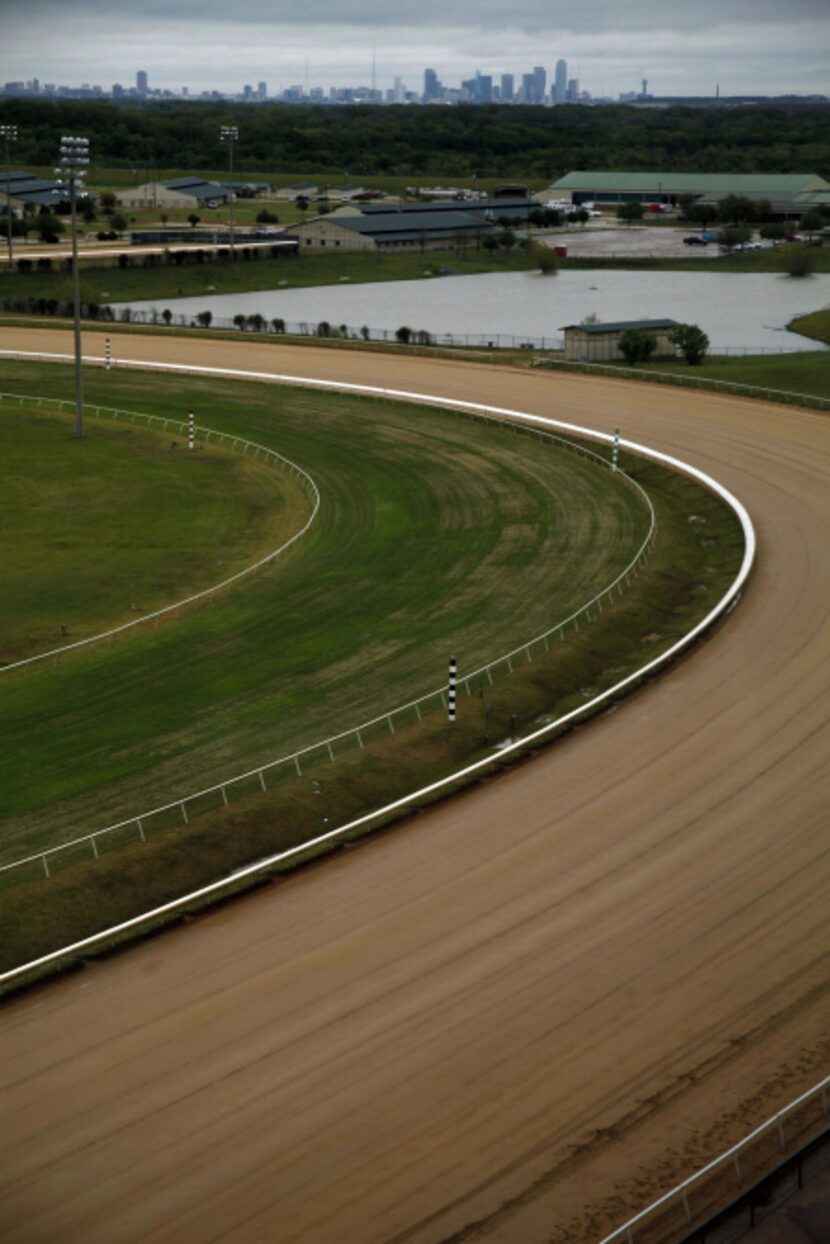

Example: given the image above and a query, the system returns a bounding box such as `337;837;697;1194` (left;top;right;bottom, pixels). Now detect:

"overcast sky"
2;0;829;97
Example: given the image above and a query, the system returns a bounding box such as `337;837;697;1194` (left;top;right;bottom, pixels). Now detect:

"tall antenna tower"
372;42;376;98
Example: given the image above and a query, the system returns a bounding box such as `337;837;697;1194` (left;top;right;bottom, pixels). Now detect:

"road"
1;327;828;1244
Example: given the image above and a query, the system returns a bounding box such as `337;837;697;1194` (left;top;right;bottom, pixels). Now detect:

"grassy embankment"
567;349;830;404
0;360;745;978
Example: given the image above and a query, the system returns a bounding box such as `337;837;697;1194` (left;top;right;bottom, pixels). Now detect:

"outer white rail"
0;352;755;986
0;352;657;884
0;390;320;673
597;1072;830;1243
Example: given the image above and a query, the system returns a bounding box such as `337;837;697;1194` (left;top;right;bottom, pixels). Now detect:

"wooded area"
2;100;829;179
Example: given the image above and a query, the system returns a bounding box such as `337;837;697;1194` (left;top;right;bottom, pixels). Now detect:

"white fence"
598;1073;830;1244
0;383;655;885
0;392;321;674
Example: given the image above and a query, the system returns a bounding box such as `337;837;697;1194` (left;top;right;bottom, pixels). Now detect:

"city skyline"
2;0;829;99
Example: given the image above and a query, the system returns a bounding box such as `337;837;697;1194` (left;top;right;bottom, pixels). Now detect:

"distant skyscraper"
567;78;579;101
423;67;440;102
136;69;148;93
520;72;535;104
554;59;567;103
500;73;514;102
258;80;267;100
533;65;547;104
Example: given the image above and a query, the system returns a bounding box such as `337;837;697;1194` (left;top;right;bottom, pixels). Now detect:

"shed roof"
561;319;680;335
323;209;496;236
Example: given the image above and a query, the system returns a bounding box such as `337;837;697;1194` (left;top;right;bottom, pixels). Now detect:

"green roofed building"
549;171;829;207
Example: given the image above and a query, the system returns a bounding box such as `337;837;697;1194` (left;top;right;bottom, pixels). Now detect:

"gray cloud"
1;0;828;95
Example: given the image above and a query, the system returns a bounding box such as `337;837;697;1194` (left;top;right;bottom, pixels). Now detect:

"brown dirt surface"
0;325;828;1244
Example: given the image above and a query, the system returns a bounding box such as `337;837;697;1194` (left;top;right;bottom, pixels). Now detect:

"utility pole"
55;135;89;439
220;125;238;256
1;124;17;266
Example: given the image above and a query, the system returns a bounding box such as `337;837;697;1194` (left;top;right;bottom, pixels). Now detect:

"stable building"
2;170;91;213
291;208;499;251
562;319;680;363
548;171;829;208
118;178;232;210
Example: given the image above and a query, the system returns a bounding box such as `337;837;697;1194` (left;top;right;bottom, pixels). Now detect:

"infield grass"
0;358;649;865
0;406;304;663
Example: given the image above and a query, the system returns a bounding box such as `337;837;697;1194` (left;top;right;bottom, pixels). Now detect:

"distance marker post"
448;657;457;722
105;337;111;370
188;409;195;451
612;427;620;471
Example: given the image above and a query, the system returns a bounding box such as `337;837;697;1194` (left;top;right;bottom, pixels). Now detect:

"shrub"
271;317;285;333
395;325;412;344
669;323;710;366
528;241;559;275
196;311;213;329
779;244;818;278
618;328;658;366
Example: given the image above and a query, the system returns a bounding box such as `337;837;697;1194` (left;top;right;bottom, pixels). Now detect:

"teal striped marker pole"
612;428;620;471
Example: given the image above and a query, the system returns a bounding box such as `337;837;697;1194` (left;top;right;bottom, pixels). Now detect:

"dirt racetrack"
0;327;828;1244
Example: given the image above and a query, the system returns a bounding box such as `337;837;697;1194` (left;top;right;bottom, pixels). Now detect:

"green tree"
759;222;787;243
717;224;752;251
395;325;412;343
528;240;559;274
799;209;824;234
617;201;645;225
717;195;757;226
496;227;517;252
187;213;200;228
196;310;213;328
111;212;128;236
34;214;65;243
685;203;715;230
618;328;657;366
161;309;173;326
779;243;817;277
99;191;117;211
669;323;709;365
255;208;279;223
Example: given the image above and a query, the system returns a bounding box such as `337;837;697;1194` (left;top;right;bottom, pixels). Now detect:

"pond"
116;269;830;353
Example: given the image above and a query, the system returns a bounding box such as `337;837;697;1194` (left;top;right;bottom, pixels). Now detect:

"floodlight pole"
220;125;238;256
1;124;17;266
56;135;90;438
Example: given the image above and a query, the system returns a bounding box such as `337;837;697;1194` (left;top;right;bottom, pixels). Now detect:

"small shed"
561;318;680;363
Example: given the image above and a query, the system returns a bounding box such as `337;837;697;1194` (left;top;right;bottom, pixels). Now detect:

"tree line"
1;99;828;179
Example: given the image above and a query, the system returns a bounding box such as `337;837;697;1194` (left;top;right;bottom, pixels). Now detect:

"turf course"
0;406;303;663
0;359;650;867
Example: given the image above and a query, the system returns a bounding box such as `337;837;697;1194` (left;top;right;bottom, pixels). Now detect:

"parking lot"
541;221;769;259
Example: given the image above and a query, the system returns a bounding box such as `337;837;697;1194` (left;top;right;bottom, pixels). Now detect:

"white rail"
0;391;320;673
0;353;656;883
0;356;755;984
598;1072;830;1243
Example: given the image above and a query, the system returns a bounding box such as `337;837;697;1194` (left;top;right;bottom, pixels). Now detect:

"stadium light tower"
219;125;238;256
55;135;89;438
1;124;17;266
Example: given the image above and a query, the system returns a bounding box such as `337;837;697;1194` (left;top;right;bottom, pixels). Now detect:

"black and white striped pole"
448;657;457;722
612;427;620;471
105;336;111;370
188;409;195;451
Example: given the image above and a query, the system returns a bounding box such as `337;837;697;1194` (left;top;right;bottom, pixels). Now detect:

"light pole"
1;124;17;266
55;135;89;438
220;125;238;256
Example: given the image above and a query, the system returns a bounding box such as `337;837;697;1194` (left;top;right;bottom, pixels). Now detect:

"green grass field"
0;406;303;662
0;359;651;864
599;351;830;402
0;358;747;972
788;308;830;347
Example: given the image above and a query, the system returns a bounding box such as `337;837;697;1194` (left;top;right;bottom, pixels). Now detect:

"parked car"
683;235;708;245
